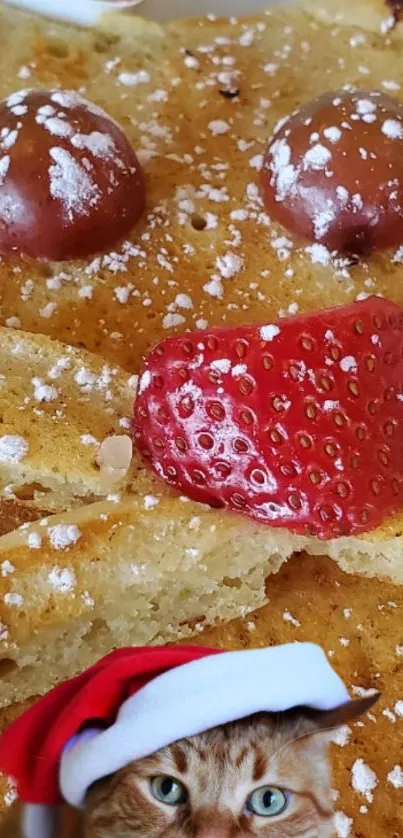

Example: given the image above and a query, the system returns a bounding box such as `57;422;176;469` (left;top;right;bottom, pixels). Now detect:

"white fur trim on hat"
60;643;349;809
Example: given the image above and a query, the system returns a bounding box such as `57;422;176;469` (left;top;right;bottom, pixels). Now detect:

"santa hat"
0;643;349;838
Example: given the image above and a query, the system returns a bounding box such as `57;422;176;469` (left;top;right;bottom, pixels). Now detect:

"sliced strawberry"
133;297;403;539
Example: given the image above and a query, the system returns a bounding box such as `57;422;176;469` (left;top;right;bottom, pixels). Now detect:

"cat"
83;693;377;838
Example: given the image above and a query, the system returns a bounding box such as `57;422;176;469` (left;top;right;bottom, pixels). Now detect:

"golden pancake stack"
0;0;402;834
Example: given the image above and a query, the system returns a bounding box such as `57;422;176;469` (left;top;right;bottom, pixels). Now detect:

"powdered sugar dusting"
48;524;81;550
0;435;28;463
0;155;10;183
211;358;232;374
48;566;77;593
351;759;378;803
138;370;152;395
3;593;23;607
331;725;352;747
32;376;58;402
381;119;403;140
340;356;357;373
323;126;342;143
71;131;117;159
334;811;353;838
118;70;151;86
49;147;101;220
4;778;17;808
303;143;332;170
143;494;160;510
268;137;297;201
208;120;230;135
260;324;280;342
27;532;42;549
216;252;243;278
387;765;403;788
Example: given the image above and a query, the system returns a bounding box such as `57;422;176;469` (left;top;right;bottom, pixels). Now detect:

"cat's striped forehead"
169;738;268;781
157;712;309;783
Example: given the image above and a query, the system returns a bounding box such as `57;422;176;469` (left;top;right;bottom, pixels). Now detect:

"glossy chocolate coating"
387;0;403;17
261;89;403;254
0;89;145;261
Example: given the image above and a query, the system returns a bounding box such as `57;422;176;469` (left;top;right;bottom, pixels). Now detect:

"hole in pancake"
222;576;242;589
219;88;240;100
190;213;207;231
14;483;51;501
0;658;17;678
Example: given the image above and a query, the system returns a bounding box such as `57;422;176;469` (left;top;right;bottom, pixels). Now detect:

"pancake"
2;2;403;370
0;327;137;521
0;0;403;703
1;458;403;706
1;552;402;836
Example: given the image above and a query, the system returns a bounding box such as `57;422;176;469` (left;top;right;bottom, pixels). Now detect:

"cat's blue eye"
150;775;188;806
247;786;289;817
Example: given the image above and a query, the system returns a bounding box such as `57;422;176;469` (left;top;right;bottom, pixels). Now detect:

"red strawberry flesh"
133;297;403;539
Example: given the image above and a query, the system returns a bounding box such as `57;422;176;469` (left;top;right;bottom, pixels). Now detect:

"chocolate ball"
0;89;145;261
261;89;403;254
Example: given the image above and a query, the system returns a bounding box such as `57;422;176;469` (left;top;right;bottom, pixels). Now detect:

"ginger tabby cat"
84;697;376;838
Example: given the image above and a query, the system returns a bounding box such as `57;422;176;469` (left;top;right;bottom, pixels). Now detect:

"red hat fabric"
0;643;350;838
0;645;218;805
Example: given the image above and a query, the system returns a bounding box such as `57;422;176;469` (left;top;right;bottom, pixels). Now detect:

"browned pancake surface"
0;2;403;369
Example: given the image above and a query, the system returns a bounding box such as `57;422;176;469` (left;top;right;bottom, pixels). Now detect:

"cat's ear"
303;692;380;734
